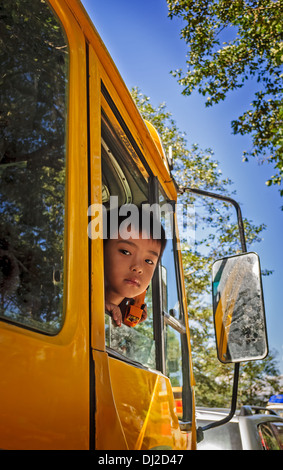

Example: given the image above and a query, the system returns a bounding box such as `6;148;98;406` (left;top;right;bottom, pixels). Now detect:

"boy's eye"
119;249;131;256
145;259;154;265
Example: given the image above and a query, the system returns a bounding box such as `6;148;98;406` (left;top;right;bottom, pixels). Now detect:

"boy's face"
104;228;161;305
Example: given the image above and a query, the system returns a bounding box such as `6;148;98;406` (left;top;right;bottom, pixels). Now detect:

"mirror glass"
212;252;268;363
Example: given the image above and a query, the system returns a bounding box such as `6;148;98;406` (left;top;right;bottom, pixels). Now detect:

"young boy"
103;207;166;327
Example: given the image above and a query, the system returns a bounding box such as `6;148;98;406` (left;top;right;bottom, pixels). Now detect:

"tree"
131;86;281;406
167;0;283;203
238;351;282;406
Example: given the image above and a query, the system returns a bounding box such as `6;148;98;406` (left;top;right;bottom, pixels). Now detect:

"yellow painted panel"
108;358;190;450
88;45;105;351
0;0;89;449
93;350;128;450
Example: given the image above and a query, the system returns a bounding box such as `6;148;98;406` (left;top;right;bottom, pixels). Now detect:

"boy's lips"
124;278;140;287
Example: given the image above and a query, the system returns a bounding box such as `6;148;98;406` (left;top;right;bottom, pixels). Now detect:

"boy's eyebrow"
116;239;160;258
147;249;160;258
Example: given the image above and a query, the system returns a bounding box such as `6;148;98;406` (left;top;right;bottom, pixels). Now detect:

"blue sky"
81;0;283;375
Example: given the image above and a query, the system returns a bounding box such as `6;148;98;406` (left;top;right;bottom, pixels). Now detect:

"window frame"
158;183;193;423
100;84;192;423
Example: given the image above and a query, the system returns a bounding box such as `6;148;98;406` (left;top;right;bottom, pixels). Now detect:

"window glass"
163;248;187;418
161;222;181;319
0;0;68;333
165;326;183;413
258;422;283;450
101;113;156;369
274;423;283;449
159;189;191;420
105;284;155;368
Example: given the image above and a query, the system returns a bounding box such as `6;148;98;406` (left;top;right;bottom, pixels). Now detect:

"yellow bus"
0;0;268;450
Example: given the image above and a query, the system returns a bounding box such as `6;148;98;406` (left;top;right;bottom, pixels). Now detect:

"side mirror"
212;252;268;363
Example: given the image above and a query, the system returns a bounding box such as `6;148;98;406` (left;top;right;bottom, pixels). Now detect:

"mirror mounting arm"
179;187;246;441
197;363;240;441
179;186;247;253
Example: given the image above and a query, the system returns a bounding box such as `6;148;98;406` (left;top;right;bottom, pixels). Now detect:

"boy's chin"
122;287;144;299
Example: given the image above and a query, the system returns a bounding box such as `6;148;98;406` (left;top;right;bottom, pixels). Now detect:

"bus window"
0;0;68;334
101;112;156;369
159;189;192;422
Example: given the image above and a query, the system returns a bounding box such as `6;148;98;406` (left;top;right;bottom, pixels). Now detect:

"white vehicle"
196;406;283;450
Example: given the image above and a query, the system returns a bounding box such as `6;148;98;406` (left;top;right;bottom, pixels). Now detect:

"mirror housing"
212;252;268;364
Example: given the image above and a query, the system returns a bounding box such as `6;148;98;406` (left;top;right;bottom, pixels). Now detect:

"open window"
101;109;157;369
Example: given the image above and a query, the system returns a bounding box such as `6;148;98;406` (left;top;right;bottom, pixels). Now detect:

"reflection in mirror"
212;252;268;363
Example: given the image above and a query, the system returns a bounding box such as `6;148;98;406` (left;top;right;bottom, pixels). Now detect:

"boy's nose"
130;263;143;274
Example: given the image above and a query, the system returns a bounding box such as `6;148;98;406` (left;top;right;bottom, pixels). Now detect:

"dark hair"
103;205;167;259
